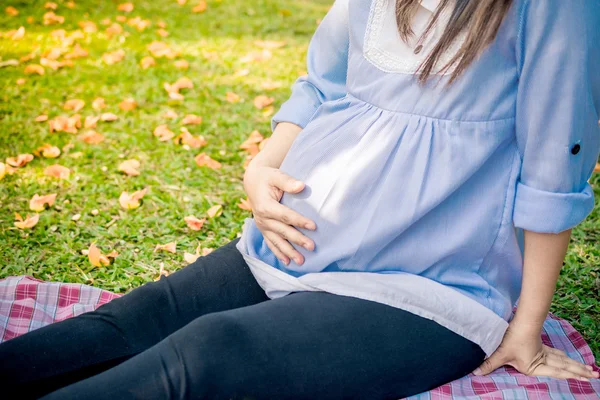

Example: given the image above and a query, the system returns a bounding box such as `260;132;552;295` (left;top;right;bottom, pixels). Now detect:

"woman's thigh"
43;291;485;400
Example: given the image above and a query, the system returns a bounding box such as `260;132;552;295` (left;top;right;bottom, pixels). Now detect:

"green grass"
0;0;598;360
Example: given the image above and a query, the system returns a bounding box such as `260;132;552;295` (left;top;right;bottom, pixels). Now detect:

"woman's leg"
0;238;269;399
42;291;486;400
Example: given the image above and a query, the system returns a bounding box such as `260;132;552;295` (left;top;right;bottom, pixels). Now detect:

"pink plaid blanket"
1;276;599;399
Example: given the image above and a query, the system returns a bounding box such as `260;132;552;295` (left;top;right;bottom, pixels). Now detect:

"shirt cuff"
271;95;320;132
513;181;595;234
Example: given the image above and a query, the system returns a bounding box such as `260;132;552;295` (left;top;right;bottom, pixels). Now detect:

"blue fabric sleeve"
513;0;600;234
271;0;349;131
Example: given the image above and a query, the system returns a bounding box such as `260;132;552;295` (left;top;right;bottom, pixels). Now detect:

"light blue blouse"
236;0;600;356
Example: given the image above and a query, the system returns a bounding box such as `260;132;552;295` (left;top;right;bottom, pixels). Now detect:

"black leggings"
0;238;485;400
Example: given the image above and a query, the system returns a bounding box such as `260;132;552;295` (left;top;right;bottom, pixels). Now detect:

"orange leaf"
88;243;112;267
24;64;45;75
173;59;189;70
206;204;223;218
237;197;253;211
44;2;58;10
163;110;178;119
181;114;202;125
79;130;105;144
192;1;207;13
16;78;26;85
195;153;221;169
14;213;39;229
240;49;272;63
140;56;156;69
6;153;34;168
100;113;118;122
30;193;57;212
177;0;187;5
102;49;126;65
175;127;207;148
253;95;274;109
154;242;177;254
44;164;70;179
116;15;127;23
184;215;205;231
43;11;64;25
9;26;25;40
64;43;88;59
92;97;107;110
117;2;134;12
34;143;61;158
148;41;178;59
157;29;169;37
202;248;214;256
254;40;286;49
106;22;124;37
225;92;240;103
63;99;85;112
0;162;5;180
5;6;18;16
35;115;49;122
184;252;200;264
78;20;97;33
118;159;141;176
84;115;100;129
261;81;282;90
119;188;147;210
153;124;175;141
119;98;137;111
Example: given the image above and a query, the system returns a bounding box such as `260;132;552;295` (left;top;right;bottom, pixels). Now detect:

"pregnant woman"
1;0;599;399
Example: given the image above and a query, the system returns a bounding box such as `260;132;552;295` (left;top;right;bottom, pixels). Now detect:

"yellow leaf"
30;193;57;212
6;153;34;168
63;99;85;112
118;159;141;176
206;204;222;218
194;153;221;169
0;162;6;180
44;164;70;179
24;64;45;75
10;26;25;40
154;242;177;253
119;188;147;210
88;243;111;267
34;143;61;158
184;215;205;231
14;213;39;229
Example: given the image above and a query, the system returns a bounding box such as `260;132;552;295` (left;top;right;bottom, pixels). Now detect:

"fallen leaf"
106;22;123;37
192;1;207;13
240;49;272;63
16;78;26;85
157;28;169;37
0;59;18;68
163;110;178;119
102;49;126;65
175;127;207;148
119;98;137;111
595;163;600;173
181;114;202;125
153;124;175;141
184;252;200;264
64;43;89;59
173;59;189;70
177;0;187;5
154;242;177;253
30;193;57;212
49;114;82;133
206;204;222;218
78;20;97;33
0;162;5;180
5;6;18;16
40;57;73;70
261;81;282;90
14;213;39;229
119;188;147;209
254;40;286;49
202;248;214;256
6;153;34;168
234;68;250;77
237;197;253;211
116;15;127;23
24;64;45;75
34;143;61;158
63;99;85;112
148;41;178;59
225;92;240;103
92;97;106;110
43;11;64;25
253;95;274;109
44;2;58;10
117;2;134;12
10;26;25;40
157;21;167;28
44;164;70;179
168;91;184;101
35;114;49;122
79;130;105;144
88;243;117;267
100;113;118;122
128;17;150;32
140;56;155;69
118;159;141;176
195;153;221;169
184;215;205;231
84;115;100;129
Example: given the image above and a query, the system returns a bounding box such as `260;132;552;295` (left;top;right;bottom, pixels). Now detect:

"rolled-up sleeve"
513;0;600;234
271;0;349;131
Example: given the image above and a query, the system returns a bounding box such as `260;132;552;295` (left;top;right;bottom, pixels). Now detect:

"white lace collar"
420;0;440;12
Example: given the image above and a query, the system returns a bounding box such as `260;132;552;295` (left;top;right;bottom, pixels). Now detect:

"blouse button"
571;143;581;155
414;44;423;54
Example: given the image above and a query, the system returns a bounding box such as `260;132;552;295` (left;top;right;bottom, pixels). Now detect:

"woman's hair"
395;0;513;84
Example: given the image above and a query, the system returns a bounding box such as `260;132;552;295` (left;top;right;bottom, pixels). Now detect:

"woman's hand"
243;163;316;266
473;320;599;381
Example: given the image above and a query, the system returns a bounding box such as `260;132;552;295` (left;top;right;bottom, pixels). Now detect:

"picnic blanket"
1;276;599;399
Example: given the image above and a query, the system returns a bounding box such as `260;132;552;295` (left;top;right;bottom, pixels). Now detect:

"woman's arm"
247;122;303;169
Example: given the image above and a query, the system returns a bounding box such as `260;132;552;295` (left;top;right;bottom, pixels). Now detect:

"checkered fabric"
1;275;599;399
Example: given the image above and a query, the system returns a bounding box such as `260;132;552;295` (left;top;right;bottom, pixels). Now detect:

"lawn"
0;0;598;359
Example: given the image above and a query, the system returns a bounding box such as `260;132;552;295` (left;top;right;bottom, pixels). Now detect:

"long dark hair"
395;0;513;84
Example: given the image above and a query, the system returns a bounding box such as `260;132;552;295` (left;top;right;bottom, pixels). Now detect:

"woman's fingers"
532;364;590;381
263;236;289;265
264;230;304;265
269;169;305;194
265;218;313;253
544;348;599;380
268;202;316;231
